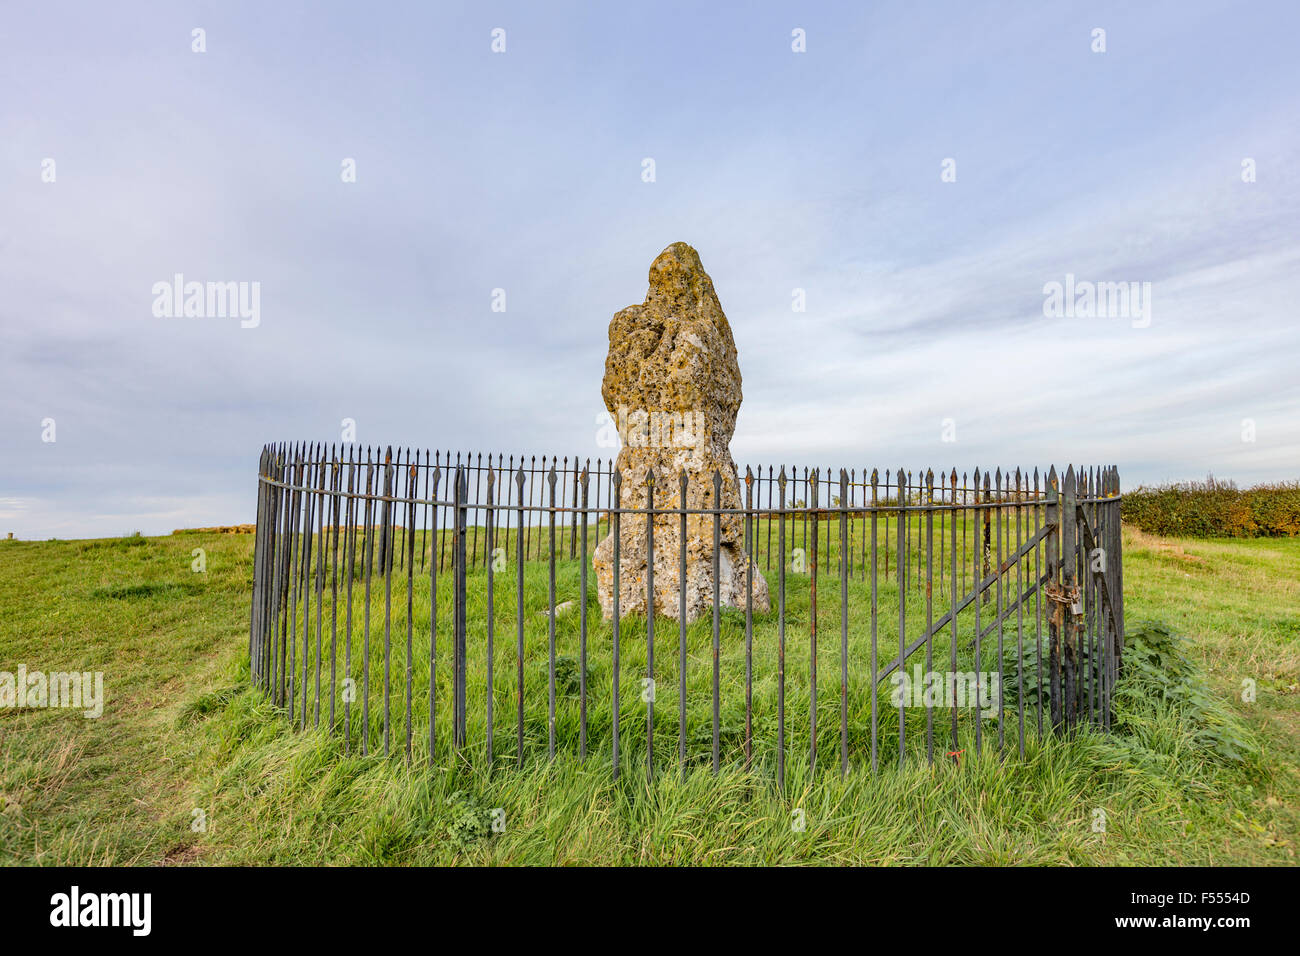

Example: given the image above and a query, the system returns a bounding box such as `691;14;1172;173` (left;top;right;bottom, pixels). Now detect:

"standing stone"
593;242;770;621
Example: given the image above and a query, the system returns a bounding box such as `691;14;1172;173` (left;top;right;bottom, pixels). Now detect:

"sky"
2;0;1298;538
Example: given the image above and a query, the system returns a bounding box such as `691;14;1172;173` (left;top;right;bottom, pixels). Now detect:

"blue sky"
2;0;1298;537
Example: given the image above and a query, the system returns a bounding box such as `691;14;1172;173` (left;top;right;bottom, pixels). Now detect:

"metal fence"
248;444;1124;789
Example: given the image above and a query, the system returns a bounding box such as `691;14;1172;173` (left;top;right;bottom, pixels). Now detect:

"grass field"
0;522;1296;865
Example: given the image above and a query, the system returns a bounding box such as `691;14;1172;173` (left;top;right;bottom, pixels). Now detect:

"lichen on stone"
593;242;770;621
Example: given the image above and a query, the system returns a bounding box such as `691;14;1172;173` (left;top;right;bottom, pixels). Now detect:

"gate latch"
1045;582;1084;629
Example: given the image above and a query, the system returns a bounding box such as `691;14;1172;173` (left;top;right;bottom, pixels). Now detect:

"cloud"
1;1;1298;537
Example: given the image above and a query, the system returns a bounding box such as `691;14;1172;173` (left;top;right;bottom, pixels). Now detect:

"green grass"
0;521;1296;865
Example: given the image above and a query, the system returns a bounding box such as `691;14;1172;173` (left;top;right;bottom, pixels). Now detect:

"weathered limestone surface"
593;242;770;621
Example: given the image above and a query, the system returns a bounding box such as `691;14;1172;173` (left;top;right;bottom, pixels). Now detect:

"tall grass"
180;611;1268;864
2;526;1294;866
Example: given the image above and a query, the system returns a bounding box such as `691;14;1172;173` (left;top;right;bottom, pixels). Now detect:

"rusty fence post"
1045;466;1062;733
453;466;468;753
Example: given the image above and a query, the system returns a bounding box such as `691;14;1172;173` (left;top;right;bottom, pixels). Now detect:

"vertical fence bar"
994;468;1004;753
870;468;879;774
1015;467;1025;757
1115;466;1125;668
300;450;316;731
485;466;496;766
1061;465;1077;730
1086;468;1097;727
1033;467;1043;737
1086;467;1095;724
428;462;440;766
263;448;277;689
286;450;303;719
711;470;722;775
611;469;622;780
329;451;342;731
948;469;959;754
1109;466;1121;729
311;447;325;729
1075;466;1086;727
808;469;819;775
924;469;934;765
515;467;526;763
1115;466;1124;719
547;466;558;761
275;447;288;705
298;450;317;728
360;450;376;755
645;467;655;781
454;466;468;753
1092;467;1100;725
579;467;590;760
971;468;982;755
1097;467;1107;720
404;455;416;762
270;448;286;701
275;448;288;695
1099;467;1108;727
1046;466;1061;733
679;470;689;774
262;449;277;687
896;467;906;764
1106;466;1114;728
746;467;755;771
381;449;394;755
777;467;787;792
260;449;276;694
839;469;849;776
1102;467;1111;727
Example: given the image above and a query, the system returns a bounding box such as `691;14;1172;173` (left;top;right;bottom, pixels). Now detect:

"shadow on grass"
92;581;208;600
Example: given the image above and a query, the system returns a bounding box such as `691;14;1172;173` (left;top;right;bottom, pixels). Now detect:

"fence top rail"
258;446;1124;497
258;444;1117;472
255;471;1121;513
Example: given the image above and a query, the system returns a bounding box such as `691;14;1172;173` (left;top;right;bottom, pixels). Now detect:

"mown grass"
0;523;1296;865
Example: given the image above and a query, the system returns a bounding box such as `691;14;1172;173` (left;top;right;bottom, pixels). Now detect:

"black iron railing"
249;444;1124;789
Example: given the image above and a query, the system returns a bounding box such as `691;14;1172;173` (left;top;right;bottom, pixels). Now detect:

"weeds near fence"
1111;620;1259;765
